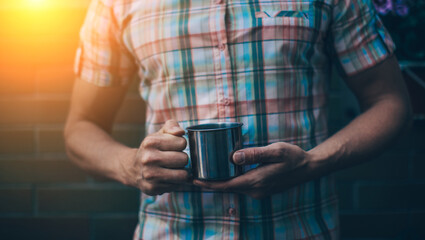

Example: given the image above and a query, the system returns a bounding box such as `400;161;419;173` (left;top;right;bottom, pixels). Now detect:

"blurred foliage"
374;0;425;61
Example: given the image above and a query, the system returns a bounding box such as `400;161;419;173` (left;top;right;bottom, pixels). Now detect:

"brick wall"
329;70;425;239
0;1;424;239
0;2;144;239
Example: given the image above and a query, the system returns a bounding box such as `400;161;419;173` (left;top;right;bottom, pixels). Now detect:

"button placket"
211;0;228;119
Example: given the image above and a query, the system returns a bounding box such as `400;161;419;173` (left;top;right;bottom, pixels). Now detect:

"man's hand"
194;56;411;199
194;142;318;199
121;120;191;196
65;79;193;196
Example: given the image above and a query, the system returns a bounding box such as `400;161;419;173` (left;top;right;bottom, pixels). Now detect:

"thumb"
232;146;267;165
232;143;284;165
160;119;185;136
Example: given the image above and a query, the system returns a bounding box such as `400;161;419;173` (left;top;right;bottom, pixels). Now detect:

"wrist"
116;147;139;186
306;145;340;177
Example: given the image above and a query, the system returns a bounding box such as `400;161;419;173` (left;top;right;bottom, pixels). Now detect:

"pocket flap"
255;10;309;18
255;1;312;19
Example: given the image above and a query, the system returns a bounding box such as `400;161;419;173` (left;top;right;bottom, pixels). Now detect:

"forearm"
64;120;137;184
307;55;412;176
308;95;411;176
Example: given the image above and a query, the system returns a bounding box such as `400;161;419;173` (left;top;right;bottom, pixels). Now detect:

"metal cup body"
187;122;243;180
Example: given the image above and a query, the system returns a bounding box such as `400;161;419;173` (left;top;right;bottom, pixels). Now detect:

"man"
64;0;411;238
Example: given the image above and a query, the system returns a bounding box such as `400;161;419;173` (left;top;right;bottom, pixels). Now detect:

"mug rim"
186;122;243;132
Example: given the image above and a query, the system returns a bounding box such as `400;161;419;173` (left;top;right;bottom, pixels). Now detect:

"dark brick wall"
330;70;425;239
1;1;424;240
0;2;143;239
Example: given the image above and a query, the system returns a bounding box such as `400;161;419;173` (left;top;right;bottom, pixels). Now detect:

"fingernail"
233;151;245;164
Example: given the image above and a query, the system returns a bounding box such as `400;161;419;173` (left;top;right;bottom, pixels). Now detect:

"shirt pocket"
254;1;329;43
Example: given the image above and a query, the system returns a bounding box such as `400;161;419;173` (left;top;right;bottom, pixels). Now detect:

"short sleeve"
74;0;137;87
331;0;396;76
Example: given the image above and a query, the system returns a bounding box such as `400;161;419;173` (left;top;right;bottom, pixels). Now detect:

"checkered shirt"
75;0;395;238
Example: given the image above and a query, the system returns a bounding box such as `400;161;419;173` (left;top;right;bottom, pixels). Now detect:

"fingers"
232;145;273;165
141;167;192;196
141;120;187;152
143;167;190;183
159;119;185;136
141;150;188;169
159;151;189;168
137;119;191;196
193;163;284;192
142;133;187;151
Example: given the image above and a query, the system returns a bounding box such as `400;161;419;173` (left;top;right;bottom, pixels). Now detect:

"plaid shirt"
75;0;394;238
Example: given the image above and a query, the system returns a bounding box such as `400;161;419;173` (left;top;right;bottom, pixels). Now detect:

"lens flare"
27;0;46;8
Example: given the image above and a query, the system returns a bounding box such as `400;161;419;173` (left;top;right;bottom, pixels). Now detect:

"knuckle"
143;184;163;196
275;142;287;148
141;152;153;165
142;183;155;195
144;189;156;196
142;169;157;181
142;136;159;149
277;147;288;158
145;185;168;196
165;119;175;125
273;143;289;158
163;120;179;133
252;147;263;161
141;151;161;166
273;141;284;149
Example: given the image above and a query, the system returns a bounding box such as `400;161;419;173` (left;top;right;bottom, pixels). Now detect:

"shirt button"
218;43;226;51
228;207;236;216
222;98;230;105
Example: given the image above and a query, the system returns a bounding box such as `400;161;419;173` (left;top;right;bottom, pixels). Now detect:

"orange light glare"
27;0;46;8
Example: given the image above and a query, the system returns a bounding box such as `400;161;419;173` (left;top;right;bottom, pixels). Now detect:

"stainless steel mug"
186;122;243;180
